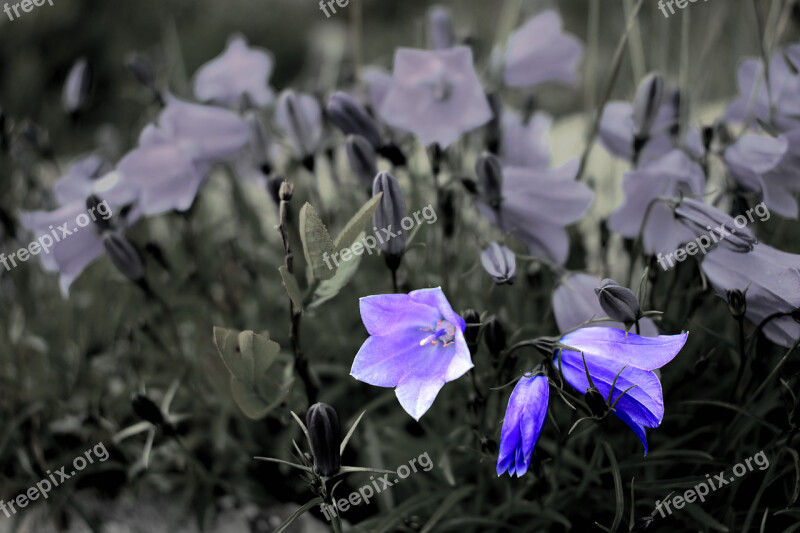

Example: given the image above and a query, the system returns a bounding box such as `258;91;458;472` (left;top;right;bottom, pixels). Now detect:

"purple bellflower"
503;10;583;88
52;154;112;205
557;327;688;454
496;374;549;477
275;90;323;160
702;243;800;348
500;110;551;169
553;273;659;337
476;160;593;264
351;288;473;421
608;150;705;255
193;35;275;108
723;133;791;217
378;46;492;148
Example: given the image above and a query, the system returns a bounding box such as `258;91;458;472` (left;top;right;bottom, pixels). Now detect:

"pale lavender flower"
378;46;492;148
193;35;274;107
724;133;790;216
62;57;91;114
599;91;679;164
503;10;583;88
500;110;551;168
275;90;323;159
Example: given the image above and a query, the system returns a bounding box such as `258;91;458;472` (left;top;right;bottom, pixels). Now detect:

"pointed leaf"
278;266;304;312
299;203;336;281
334;192;382;251
308;232;365;310
274;497;324;533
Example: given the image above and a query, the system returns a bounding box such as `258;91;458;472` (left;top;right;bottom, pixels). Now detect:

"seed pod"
131;393;165;426
484;315;506;356
102;232;144;282
632;72;664;140
480;242;516;285
427;5;455;50
346;134;378;191
326;92;382;148
62;57;92;115
476;153;503;208
595;279;640;323
372;172;408;257
306;403;341;477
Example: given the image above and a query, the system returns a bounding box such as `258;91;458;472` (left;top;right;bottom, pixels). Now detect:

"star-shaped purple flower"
193;35;275;108
351;288;473;420
503;10;583;88
378;46;492;148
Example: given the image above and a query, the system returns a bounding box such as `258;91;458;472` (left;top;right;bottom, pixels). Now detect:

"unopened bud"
595;278;640;323
476;153;503;208
372;172;407;256
131;393;165;426
632;73;664;140
279;180;294;202
102;232;144;282
306;403;341;477
726;289;747;318
480;242;516;285
326;92;382;148
484;315;506;356
427;6;455;50
346;134;378;190
63;58;92;115
674;198;756;253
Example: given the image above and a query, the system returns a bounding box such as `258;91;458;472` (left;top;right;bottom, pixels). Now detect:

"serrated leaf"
308;232;365;310
278;266;304;312
334;192;382;252
299;203;336;282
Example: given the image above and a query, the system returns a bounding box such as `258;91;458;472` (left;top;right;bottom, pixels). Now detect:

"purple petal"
193;35;274;107
560;327;688;371
359;293;441;336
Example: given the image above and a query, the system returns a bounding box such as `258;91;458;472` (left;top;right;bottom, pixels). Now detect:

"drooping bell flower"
758;128;800;218
346;134;378;191
351;288;473;420
475;153;503;208
52;154;112;204
553;273;660;336
503;10;582;88
608;150;705;255
480;242;516;285
427;5;456;50
62;57;92;115
306;403;341;477
476;160;593;264
378;46;492;148
631;73;666;144
726;45;800;132
723;133;790;216
372;172;407;257
275;90;323;161
193;35;274;108
500;110;551;169
557;327;688;454
701;243;800;348
673;197;756;253
595;278;640;324
496;374;549;477
327;92;383;148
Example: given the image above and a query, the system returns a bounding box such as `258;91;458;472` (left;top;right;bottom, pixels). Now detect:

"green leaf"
278;266;304;312
273;497;324;533
602;440;624;533
308;232;364;310
213;327;252;385
340;410;367;455
299;203;336;282
333;192;382;251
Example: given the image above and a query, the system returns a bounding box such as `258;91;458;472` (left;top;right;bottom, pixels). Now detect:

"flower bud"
480;242;516;285
102;232;144;282
632;73;664;140
427;6;455;50
376;143;407;166
275;90;322;159
346;134;378;190
595;279;640;323
372;172;407;256
461;309;481;355
476;153;503;208
62;57;92;115
326;92;382;148
126;53;156;90
306;403;341;477
279;180;294;202
585;388;609;417
86;195;112;233
484;315;506;356
726;289;747;318
131;393;165;426
674;198;756;253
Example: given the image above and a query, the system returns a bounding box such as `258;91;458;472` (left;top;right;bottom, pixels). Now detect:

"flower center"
421;69;453;102
419;318;457;347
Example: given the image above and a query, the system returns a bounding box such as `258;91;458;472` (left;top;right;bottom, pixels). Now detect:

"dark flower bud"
376;143;407;166
131;393;165;426
86;195;112;233
674;197;756;253
279;180;294;202
326;92;382;149
126;53;156;90
480;242;516;285
461;309;481;354
476;153;503;208
306;403;341;477
372;172;407;256
484;315;506;356
632;73;664;140
595;278;640;323
427;5;455;50
62;57;92;115
585;388;609;418
102;232;144;282
726;289;747;318
346;134;378;191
